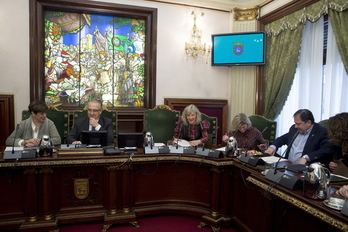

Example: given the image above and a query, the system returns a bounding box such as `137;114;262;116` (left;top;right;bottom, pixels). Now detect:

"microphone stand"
273;131;299;174
12;124;20;154
265;131;303;190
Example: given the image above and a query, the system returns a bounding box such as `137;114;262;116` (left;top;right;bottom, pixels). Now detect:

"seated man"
67;99;114;145
6;100;61;147
264;109;333;167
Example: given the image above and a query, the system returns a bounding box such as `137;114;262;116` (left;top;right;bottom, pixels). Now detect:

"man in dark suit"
264;109;333;166
67;99;114;145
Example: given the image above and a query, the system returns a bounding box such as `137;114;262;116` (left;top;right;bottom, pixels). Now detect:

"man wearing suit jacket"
264;109;333;167
67;99;114;145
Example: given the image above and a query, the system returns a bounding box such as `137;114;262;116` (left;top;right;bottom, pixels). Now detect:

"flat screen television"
211;31;266;66
118;132;144;148
81;130;108;146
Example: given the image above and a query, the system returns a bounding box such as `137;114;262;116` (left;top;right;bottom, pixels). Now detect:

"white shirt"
288;126;313;163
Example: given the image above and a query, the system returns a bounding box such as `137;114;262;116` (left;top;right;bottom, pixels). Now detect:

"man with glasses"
264;109;334;167
67;99;114;145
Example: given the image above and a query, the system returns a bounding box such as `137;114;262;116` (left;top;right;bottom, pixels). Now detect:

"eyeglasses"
87;109;101;113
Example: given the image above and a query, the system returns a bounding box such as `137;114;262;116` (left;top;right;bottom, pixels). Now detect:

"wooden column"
40;167;54;220
122;164;132;213
106;165;118;214
24;168;38;222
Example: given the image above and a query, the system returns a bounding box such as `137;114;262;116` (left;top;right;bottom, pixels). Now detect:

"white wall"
0;0;30;123
0;0;232;125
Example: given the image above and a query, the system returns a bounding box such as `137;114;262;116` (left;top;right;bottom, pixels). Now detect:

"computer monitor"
117;132;144;148
81;130;108;146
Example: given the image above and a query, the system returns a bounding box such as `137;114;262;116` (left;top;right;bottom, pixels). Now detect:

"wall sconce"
185;11;211;63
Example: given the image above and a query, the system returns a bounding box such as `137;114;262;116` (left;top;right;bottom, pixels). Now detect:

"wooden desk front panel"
231;159;348;232
0;155;233;231
132;162;212;215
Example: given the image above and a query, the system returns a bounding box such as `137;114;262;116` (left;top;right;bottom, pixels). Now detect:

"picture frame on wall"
29;0;157;113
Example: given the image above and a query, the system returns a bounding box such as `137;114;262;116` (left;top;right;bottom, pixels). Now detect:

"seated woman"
222;113;267;151
6;100;61;147
172;104;210;147
326;113;348;200
327;112;348;174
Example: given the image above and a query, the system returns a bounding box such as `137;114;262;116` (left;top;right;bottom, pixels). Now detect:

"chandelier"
185;11;211;63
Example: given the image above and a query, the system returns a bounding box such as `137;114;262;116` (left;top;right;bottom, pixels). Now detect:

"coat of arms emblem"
233;42;244;55
74;178;89;199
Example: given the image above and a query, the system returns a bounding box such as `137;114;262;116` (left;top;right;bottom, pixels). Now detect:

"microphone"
265;130;303;190
12;124;20;154
4;124;36;160
273;131;299;174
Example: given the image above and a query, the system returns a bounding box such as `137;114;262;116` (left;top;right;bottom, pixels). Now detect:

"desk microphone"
265;130;303;190
12;124;20;154
273;131;299;174
4;124;36;160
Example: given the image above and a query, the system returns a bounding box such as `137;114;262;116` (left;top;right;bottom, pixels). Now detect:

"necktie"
92;126;96;131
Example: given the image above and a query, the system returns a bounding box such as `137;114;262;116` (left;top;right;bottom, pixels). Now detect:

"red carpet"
59;214;241;232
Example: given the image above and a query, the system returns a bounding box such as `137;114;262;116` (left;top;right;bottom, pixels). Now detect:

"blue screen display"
212;32;265;66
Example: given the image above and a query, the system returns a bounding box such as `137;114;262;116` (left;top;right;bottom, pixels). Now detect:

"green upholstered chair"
249;115;277;145
22;105;70;144
143;105;180;144
318;119;329;128
201;113;218;147
73;105;117;136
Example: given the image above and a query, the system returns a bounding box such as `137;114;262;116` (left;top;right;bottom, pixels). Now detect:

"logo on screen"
233;42;244;55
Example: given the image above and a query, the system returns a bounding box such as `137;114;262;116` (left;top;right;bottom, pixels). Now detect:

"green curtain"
263;26;303;120
262;0;348;120
329;8;348;75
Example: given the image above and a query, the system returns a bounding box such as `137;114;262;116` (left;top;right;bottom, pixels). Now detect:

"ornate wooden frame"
29;0;157;113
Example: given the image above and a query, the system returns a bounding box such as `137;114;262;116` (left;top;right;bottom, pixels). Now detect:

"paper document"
154;143;165;147
216;147;226;151
5;147;24;151
261;156;287;164
330;174;348;182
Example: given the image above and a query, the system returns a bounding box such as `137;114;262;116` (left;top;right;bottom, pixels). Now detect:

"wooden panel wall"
0;95;14;146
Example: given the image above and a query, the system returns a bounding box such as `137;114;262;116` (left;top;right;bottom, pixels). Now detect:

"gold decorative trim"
43;214;54;221
247;176;348;231
28;215;38;222
0;155;234;168
109;209;117;215
233;6;259;21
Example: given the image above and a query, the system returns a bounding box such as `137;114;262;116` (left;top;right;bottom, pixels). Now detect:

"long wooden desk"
0;148;347;232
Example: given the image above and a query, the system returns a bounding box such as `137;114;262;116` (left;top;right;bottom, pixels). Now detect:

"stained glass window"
44;11;146;108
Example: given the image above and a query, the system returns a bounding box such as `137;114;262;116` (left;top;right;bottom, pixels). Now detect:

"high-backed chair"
143;105;180;144
201;113;218;147
73;105;117;137
249;115;277;145
22;105;70;144
318;119;329;128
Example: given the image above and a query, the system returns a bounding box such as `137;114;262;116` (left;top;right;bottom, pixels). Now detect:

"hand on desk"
189;140;202;147
257;143;267;151
72;141;82;145
264;147;275;155
329;161;338;172
24;138;40;147
336;185;348;199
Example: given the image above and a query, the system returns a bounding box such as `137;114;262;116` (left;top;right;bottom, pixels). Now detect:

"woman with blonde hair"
173;104;210;147
222;113;267;150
